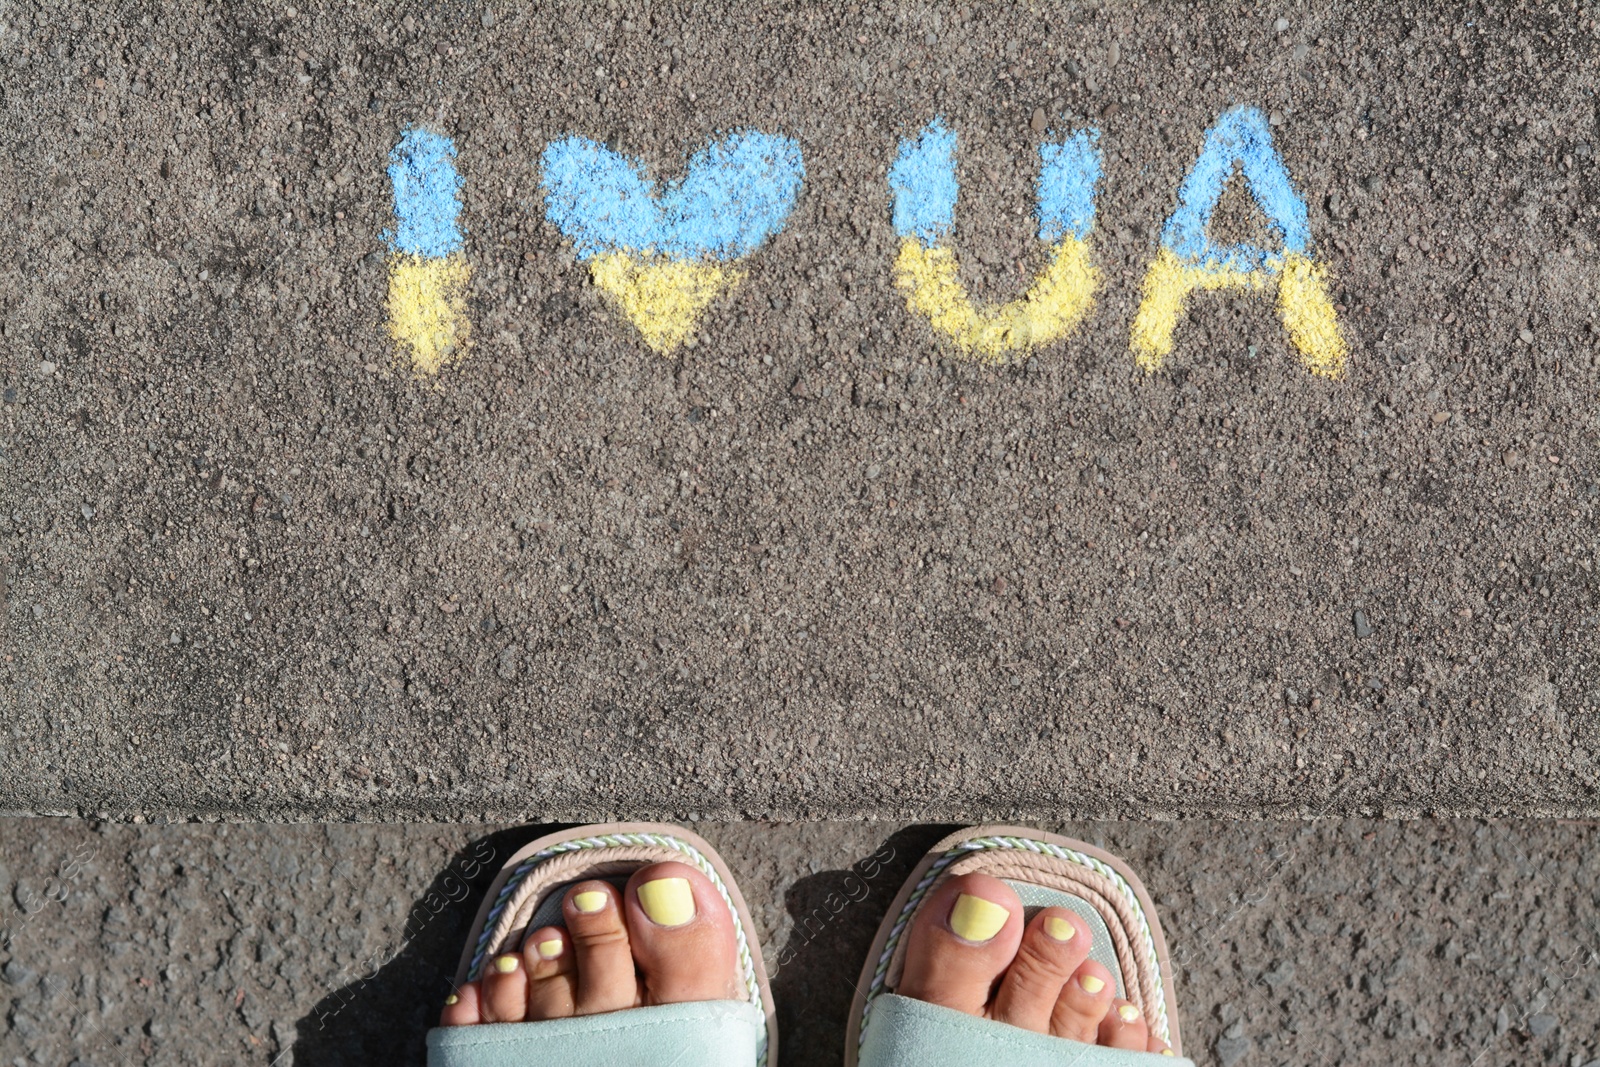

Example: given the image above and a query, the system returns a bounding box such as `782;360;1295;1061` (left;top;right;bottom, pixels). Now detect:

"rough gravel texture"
1;818;1597;1066
4;2;1600;819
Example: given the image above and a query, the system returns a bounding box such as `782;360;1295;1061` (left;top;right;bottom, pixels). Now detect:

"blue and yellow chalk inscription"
383;128;471;375
540;132;805;353
889;118;1103;362
1130;107;1347;377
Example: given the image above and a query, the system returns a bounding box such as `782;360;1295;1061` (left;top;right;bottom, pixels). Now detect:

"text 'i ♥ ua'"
381;106;1347;378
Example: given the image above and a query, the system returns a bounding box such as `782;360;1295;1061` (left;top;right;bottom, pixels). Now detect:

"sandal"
845;825;1193;1066
427;822;778;1067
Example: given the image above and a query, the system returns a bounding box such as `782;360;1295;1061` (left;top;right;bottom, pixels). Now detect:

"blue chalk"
385;128;464;259
889;119;960;245
891;119;1103;246
540;131;805;261
1160;107;1310;272
1036;130;1102;243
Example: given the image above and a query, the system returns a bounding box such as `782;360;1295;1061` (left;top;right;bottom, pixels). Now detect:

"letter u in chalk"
1130;107;1347;377
383;128;471;374
889;118;1103;363
540;132;805;354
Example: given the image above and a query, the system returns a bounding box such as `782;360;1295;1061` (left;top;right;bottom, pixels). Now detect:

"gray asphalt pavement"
4;2;1599;820
0;817;1596;1066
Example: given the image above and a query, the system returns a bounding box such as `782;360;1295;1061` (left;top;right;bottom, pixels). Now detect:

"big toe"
897;873;1023;1017
624;861;744;1004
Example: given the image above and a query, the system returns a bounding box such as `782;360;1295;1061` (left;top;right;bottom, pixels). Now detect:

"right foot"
439;860;745;1025
898;872;1174;1055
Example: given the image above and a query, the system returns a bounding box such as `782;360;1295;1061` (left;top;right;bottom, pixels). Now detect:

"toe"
991;908;1092;1033
481;951;528;1023
563;879;640;1015
440;981;481;1025
897;873;1023;1017
624;861;743;1004
1147;1035;1175;1056
522;926;578;1020
1049;958;1115;1043
1098;998;1150;1050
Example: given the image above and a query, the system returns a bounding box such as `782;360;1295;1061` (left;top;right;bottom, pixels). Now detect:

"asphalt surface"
4;1;1600;822
0;817;1596;1066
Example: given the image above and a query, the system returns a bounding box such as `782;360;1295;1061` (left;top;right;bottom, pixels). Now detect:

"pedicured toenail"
1162;1050;1175;1057
445;994;459;1006
949;893;1009;942
1079;974;1105;994
1118;1003;1141;1022
1044;916;1075;941
573;890;609;914
637;877;696;927
536;939;563;960
493;954;520;974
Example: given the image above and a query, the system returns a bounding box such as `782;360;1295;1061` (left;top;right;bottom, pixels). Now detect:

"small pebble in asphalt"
2;960;38;986
1275;17;1291;31
1529;1012;1558;1038
1353;610;1373;639
1031;107;1046;133
1215;1034;1251;1067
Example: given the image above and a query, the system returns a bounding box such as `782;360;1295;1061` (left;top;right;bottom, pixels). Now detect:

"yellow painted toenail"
1161;1050;1175;1057
637;877;696;927
1118;1003;1141;1022
444;994;458;1006
949;894;1009;943
493;954;519;974
573;890;608;914
1044;916;1075;941
1079;974;1106;995
536;939;563;960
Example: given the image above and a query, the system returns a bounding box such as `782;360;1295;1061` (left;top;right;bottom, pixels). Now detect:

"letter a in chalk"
889;118;1102;363
1129;107;1347;378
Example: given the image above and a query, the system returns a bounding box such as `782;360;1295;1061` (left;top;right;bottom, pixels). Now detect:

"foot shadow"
287;824;565;1067
772;824;959;1067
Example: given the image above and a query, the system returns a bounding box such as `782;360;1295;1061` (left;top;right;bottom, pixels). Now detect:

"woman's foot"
898;872;1174;1055
440;860;744;1025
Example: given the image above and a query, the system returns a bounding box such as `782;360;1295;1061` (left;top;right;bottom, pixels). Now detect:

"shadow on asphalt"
289;824;562;1067
771;824;958;1067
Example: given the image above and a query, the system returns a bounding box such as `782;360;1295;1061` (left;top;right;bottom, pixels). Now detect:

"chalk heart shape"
541;131;805;353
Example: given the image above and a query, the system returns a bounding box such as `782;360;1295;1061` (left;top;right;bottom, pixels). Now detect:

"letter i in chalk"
1130;107;1347;377
889;118;1103;363
383;128;470;374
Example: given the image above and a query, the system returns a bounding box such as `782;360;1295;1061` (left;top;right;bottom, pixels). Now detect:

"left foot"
440;860;744;1025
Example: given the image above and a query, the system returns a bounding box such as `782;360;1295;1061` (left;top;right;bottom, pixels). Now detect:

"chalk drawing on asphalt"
888;118;1103;363
540;131;805;354
384;128;471;375
1130;107;1347;377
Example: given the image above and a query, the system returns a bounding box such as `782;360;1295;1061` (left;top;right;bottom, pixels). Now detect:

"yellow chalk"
387;252;471;375
893;236;1099;363
588;251;741;354
1277;253;1348;378
1129;247;1347;378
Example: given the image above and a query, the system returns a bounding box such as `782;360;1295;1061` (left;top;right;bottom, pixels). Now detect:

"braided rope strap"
465;832;767;1067
860;835;1170;1051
